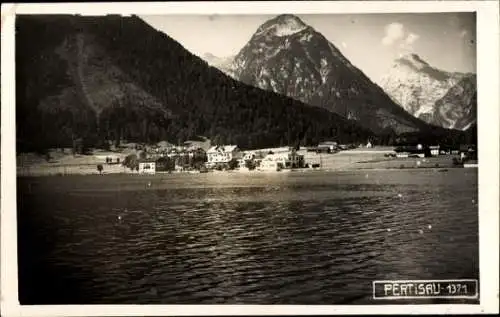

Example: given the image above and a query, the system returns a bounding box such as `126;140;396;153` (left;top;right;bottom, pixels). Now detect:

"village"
82;139;378;174
16;137;478;176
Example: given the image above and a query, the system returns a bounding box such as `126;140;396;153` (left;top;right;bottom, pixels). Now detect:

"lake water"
17;168;479;304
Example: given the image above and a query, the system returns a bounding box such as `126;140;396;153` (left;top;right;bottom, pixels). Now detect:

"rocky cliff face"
380;53;476;130
223;14;429;134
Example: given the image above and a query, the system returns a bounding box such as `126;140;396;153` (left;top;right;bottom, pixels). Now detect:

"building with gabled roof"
206;145;241;166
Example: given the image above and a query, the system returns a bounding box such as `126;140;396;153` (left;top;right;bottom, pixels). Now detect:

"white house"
429;145;440;156
259;150;304;171
206;145;242;166
138;159;156;174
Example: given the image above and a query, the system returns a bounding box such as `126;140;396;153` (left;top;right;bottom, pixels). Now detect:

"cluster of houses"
109;138;377;174
392;144;477;159
237;147;306;171
94;138;477;174
126;143;310;174
136;144;210;174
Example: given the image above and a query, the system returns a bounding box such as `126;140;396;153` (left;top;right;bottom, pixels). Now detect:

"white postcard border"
1;1;499;316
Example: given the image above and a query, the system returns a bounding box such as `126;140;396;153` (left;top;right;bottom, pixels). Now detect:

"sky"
140;13;476;84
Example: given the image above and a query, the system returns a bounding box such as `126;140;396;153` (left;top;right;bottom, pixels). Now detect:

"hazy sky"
140;13;476;84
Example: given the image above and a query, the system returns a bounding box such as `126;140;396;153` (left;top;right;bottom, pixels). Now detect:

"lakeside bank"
17;148;466;177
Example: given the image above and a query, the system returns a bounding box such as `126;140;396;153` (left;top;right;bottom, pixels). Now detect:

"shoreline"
16;164;469;178
16;149;469;177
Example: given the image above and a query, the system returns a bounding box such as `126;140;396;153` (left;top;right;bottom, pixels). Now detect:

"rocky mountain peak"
256;14;308;37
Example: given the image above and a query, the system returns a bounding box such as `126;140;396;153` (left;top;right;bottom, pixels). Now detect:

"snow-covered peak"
380;54;476;130
256;14;308;37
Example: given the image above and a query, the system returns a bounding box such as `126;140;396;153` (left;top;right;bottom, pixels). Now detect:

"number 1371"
446;284;467;295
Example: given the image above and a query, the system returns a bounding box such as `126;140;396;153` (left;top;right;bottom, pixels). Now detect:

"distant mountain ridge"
380;53;476;130
216;14;431;135
202;52;235;76
16;14;374;153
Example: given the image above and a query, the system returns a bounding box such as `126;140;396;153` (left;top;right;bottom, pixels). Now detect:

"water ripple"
17;169;479;304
